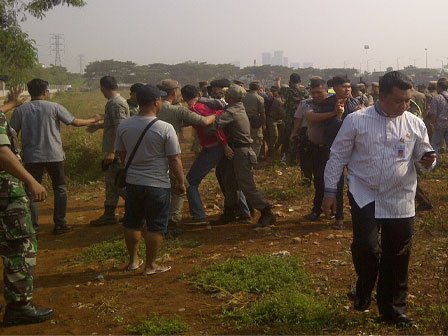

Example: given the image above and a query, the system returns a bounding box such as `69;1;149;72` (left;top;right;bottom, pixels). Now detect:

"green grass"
126;313;189;335
194;254;311;294
79;237;200;263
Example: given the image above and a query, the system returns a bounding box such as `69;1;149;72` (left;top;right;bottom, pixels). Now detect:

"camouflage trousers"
0;195;36;304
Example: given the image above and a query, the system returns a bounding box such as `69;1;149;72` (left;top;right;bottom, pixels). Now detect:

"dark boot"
90;206;118;226
252;206;276;228
53;225;73;235
210;206;237;225
3;302;54;325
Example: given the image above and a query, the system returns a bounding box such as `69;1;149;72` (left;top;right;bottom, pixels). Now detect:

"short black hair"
289;73;301;84
130;83;145;93
379;71;412;95
332;75;350;87
437;78;448;91
181;85;199;101
249;81;261;91
327;78;333;87
310;78;327;89
27;78;49;97
100;76;118;90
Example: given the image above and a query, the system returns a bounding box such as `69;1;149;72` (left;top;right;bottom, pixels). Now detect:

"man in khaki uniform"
266;86;285;157
242;81;266;157
156;79;216;234
213;84;275;228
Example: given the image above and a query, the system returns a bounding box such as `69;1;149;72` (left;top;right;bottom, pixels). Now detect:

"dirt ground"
0;133;446;335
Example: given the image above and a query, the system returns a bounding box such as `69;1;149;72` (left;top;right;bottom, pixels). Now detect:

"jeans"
348;192;414;318
187;145;250;219
430;127;448;155
24;161;67;229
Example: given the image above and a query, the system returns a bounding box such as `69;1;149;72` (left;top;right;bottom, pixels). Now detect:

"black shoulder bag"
114;118;158;188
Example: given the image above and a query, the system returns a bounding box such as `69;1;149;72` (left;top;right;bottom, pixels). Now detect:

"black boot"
210;206;237;225
53;224;73;235
252;206;276;228
3;302;54;325
90;206;118;226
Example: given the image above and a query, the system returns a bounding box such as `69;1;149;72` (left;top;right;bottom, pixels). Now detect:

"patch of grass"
195;254;311;294
262;185;297;201
126;313;189;335
224;290;346;334
79;237;200;263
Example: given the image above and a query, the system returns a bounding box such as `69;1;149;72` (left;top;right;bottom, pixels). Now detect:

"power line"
78;54;85;74
50;34;65;67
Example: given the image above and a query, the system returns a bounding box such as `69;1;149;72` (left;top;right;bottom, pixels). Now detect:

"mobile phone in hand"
421;150;436;159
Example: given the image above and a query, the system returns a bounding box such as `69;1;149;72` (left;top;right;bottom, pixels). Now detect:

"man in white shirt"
323;71;435;325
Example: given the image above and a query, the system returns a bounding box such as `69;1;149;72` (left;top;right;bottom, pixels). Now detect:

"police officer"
0;87;53;324
156;79;216;235
213;84;275;228
242;81;266;157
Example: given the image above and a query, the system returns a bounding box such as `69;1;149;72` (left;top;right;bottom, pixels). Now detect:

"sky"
19;0;448;74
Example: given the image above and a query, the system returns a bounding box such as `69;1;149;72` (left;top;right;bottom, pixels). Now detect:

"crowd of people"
0;69;442;326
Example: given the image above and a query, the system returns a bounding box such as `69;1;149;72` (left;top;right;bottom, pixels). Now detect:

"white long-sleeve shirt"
324;104;435;218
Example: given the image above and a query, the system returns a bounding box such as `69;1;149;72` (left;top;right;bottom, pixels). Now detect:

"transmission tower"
78;54;85;74
50;34;65;66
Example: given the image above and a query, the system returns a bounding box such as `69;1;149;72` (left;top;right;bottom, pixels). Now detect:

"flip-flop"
143;265;171;276
126;259;144;271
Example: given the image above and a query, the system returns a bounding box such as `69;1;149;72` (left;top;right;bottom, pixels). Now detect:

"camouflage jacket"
280;85;309;125
127;99;140;116
0;110;27;201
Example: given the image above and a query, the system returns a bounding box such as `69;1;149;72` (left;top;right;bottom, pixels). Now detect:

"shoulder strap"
124;118;158;173
441;93;448;104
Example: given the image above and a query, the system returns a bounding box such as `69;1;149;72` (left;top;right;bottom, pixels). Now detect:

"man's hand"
93;114;104;122
176;183;186;196
103;152;115;165
27;180;47;202
322;196;337;218
417;153;436;168
7;86;26;107
223;144;234;160
87;123;100;133
333;99;345;118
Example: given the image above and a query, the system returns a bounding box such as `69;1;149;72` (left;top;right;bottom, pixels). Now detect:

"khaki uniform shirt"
103;94;130;153
242;91;264;120
267;96;285;121
214;102;253;145
410;89;426;118
158;101;208;134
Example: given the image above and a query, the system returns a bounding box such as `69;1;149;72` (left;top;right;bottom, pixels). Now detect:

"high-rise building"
283;57;289;67
272;50;284;66
262;52;271;65
290;62;300;69
303;62;313;68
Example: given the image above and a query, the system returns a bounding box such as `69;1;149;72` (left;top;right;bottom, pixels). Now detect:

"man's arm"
305;109;338;122
0;145;47;201
414;120;436;171
178;105;215;126
199;97;226;110
167;154;186;196
213;109;233;130
1;86;26;114
104;125;119;164
71;114;103;127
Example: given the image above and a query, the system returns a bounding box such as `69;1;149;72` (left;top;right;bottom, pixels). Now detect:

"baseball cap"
226;84;246;101
157;79;180;91
210;78;231;88
136;84;167;104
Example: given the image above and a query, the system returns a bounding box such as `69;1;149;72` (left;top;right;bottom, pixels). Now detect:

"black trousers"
348;191;414;318
310;144;344;219
297;127;313;182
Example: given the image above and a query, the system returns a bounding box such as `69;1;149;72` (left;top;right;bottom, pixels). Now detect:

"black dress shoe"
304;211;321;221
53;225;73;235
3;302;54;325
347;288;371;311
383;313;415;325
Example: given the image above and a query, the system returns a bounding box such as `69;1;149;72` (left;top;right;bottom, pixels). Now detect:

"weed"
126;313;189;335
191;249;203;258
224;290;346;334
194;254;311;294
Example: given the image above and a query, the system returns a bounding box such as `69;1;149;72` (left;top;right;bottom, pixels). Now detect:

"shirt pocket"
1;207;32;240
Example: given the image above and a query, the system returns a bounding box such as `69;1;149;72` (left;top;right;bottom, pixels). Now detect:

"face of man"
334;82;351;99
379;87;411;116
372;86;379;95
130;91;138;103
211;87;224;99
310;86;328;104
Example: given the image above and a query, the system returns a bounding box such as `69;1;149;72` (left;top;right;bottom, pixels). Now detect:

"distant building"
303;62;313;68
283;57;289;67
272;50;284;66
262;52;271;65
290;62;300;69
230;61;241;68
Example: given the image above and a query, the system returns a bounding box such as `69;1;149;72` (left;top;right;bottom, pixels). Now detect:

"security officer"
156;79;216;235
0;88;53;324
242;81;266;157
213;84;275;228
266;86;285;157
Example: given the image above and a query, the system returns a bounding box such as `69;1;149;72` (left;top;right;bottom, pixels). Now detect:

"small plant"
191;249;202;258
195;254;311;294
126;313;189;335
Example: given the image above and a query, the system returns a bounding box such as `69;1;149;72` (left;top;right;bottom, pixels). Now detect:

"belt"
229;142;251;148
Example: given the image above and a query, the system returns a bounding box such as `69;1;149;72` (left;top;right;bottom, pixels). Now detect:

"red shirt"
189;102;227;147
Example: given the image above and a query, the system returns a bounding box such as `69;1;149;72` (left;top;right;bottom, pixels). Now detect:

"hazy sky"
19;0;448;74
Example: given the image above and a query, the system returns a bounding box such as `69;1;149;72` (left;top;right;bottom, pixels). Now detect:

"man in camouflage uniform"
0;88;53;324
278;74;309;165
127;83;145;116
89;76;130;225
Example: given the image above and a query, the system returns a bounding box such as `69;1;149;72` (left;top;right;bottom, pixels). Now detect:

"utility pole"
425;48;428;69
50;34;65;67
78;54;85;74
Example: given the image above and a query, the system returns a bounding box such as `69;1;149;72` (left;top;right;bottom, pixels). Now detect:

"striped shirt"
324;104;435;218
